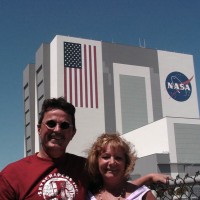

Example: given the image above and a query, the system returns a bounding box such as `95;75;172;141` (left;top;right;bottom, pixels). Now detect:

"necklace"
98;186;126;200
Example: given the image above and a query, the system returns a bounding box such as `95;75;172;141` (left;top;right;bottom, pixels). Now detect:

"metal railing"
150;171;200;199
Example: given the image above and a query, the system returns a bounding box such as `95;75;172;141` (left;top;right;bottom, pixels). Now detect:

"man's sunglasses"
43;120;73;130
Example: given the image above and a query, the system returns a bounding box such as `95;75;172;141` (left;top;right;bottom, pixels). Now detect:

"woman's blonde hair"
86;132;137;192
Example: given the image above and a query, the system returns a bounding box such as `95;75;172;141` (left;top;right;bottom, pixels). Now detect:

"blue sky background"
0;0;200;170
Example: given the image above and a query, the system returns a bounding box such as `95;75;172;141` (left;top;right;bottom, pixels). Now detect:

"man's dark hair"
38;97;76;130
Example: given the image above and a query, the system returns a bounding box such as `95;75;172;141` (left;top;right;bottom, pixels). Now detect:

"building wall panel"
174;123;200;163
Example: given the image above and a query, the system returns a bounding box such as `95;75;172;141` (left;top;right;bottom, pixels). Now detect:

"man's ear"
37;124;41;135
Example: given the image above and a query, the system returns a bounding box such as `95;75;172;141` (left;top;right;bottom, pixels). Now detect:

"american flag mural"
64;42;98;108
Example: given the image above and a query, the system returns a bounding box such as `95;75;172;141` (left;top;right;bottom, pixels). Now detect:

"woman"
86;133;156;200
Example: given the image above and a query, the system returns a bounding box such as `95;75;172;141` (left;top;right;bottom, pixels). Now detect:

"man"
0;97;169;199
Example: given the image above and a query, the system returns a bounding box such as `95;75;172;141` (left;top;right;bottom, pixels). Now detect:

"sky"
0;0;200;170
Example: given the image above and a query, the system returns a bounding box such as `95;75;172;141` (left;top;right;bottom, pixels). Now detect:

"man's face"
38;109;75;159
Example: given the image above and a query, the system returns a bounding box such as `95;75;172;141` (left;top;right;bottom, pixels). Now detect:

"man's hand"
132;173;172;186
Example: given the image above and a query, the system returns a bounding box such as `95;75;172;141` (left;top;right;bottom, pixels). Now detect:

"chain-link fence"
150;171;200;199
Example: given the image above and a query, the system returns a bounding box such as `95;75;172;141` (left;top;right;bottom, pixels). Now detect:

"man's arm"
0;173;15;199
132;173;171;186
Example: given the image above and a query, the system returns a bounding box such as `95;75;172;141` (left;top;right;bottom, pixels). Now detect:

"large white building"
23;35;200;177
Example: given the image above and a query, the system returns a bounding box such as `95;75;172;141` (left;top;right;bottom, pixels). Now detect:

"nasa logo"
165;71;193;102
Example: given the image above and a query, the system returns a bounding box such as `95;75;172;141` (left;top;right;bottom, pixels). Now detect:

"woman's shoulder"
126;182;150;199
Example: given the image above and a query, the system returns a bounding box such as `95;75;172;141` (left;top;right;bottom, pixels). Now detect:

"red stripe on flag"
93;46;98;108
64;67;67;100
79;68;83;107
69;68;72;103
89;45;93;108
84;45;88;108
74;68;78;107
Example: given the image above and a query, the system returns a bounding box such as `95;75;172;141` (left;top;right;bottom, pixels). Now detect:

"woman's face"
98;144;126;183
